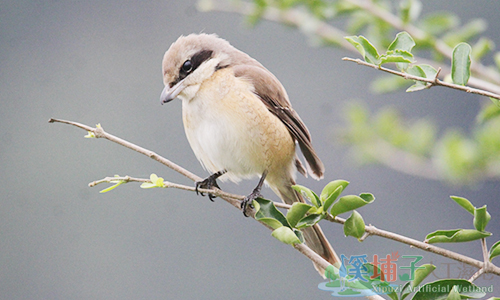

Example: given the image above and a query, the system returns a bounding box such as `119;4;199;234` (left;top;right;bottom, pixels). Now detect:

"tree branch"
346;0;500;86
48;118;333;278
342;57;500;100
325;214;500;277
50;118;500;285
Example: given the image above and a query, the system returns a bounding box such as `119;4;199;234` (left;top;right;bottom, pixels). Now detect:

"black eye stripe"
177;50;213;82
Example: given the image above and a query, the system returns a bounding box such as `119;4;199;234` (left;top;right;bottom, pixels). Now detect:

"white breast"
180;68;270;183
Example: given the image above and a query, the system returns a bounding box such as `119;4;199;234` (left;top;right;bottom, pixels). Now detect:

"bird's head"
160;33;255;104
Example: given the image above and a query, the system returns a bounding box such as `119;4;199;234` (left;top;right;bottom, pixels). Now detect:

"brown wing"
233;64;324;180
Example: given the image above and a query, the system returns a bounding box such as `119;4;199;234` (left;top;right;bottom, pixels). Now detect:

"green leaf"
320;180;349;211
401;264;436;299
330;194;375;216
141;173;165;188
412;264;436;287
100;181;124;193
425;229;491;244
387;32;416;70
320;180;349;202
379;52;413;65
292;185;320;207
451;42;472;86
406;65;429;92
295;214;323;229
473;205;491;232
388;31;416;52
449;195;475;214
343;210;365;239
412;279;486;300
286;202;313;228
254;198;290;228
345;35;380;64
271;226;301;245
489;240;500;261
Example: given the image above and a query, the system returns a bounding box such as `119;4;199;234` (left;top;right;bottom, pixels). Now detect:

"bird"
159;33;339;274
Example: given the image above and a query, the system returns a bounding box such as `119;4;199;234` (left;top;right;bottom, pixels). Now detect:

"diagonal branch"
50;118;500;281
342;57;500;100
48;118;338;281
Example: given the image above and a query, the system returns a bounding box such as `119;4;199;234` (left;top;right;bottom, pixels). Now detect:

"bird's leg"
241;170;268;217
195;170;226;201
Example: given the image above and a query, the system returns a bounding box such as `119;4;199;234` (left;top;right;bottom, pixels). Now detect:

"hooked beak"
160;78;186;104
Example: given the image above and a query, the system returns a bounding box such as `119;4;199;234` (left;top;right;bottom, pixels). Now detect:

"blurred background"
1;0;499;299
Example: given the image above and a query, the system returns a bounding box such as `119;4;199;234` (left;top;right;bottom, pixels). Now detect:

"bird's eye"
181;60;192;73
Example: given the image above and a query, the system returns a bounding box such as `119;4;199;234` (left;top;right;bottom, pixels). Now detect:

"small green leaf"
254;198;290;228
412;279;486;300
84;131;96;138
141;173;165;188
330;194;375;216
345;35;381;64
451;42;472;86
387;32;416;70
425;229;491;244
406;65;429;92
320;180;349;202
271;226;301;245
343;210;365;239
379;52;413;65
99;181;124;193
489;240;500;261
388;31;416;52
473;205;491;232
400;264;437;300
295;214;323;229
320;180;349;211
292;185;320;207
412;264;436;287
450;196;475;214
286;202;313;228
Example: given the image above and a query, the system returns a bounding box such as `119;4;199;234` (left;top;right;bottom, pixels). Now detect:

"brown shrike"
160;33;339;273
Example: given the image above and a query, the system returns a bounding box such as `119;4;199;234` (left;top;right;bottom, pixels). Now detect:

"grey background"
1;0;499;299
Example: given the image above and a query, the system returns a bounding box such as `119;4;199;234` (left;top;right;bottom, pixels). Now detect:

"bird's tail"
270;179;340;277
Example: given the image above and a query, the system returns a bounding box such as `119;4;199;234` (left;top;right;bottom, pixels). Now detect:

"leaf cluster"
253;180;374;244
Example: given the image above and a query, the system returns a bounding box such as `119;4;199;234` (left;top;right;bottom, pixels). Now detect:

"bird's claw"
240;190;261;217
195;175;221;201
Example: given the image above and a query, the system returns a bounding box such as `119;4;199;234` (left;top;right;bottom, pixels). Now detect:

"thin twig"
325;214;500;277
342;57;500;100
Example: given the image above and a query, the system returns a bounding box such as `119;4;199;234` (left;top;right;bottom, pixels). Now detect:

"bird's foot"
195;170;225;201
240;189;262;217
